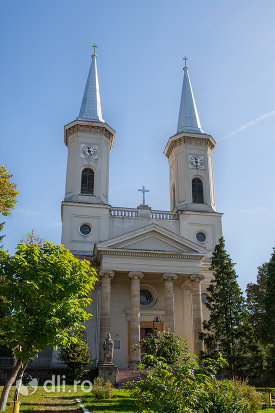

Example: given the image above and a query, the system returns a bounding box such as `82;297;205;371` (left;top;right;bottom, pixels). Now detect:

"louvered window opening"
81;168;94;194
172;184;176;210
192;178;204;203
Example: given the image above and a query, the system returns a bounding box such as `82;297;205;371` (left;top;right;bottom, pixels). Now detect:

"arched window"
192;178;204;204
81;168;94;194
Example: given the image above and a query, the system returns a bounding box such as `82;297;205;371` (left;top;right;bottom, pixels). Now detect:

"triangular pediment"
95;223;209;255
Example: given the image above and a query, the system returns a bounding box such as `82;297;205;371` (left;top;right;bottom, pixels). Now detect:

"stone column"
99;270;115;362
129;271;144;367
190;274;204;355
179;279;193;351
163;273;178;332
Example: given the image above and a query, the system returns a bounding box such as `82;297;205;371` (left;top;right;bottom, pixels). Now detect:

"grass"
0;385;91;412
0;386;273;412
82;389;135;412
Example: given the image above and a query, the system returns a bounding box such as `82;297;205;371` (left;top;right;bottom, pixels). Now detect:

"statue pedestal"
98;363;117;385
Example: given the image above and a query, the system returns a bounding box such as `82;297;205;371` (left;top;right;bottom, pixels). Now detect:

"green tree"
0;240;97;411
0;166;18;216
57;331;92;382
0;166;18;249
200;237;250;379
0;222;5;249
246;263;268;338
263;248;275;378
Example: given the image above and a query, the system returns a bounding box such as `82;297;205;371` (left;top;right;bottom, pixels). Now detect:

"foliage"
263;249;275;377
232;381;262;412
57;331;92;382
0;166;18;216
21;230;45;246
92;377;114;399
200;237;252;379
0;239;97;410
130;345;261;413
129;339;227;413
246;263;268;338
0;222;5;249
135;330;185;366
0;241;97;362
205;380;261;413
246;250;275;379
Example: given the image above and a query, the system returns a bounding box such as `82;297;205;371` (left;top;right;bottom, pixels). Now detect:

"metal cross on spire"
138;185;149;206
183;56;188;70
92;44;98;56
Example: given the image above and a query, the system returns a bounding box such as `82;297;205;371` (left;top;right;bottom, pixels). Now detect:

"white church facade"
61;50;223;368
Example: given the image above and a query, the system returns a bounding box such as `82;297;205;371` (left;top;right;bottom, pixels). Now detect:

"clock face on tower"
188;155;204;169
80;144;98;159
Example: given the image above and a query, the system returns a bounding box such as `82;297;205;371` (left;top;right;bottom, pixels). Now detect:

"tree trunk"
13;363;27;402
0;359;22;411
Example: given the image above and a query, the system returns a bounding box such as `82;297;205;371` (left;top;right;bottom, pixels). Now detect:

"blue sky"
1;0;275;290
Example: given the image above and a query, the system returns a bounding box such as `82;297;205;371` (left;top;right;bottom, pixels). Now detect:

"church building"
61;50;223;368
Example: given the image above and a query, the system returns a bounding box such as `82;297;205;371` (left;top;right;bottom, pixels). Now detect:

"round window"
140;289;153;306
80;224;91;235
196;232;206;243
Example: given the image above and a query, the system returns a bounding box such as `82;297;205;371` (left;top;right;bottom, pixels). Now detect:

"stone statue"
103;332;114;363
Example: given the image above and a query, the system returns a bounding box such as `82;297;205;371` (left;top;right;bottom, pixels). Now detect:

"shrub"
57;332;91;382
205;380;250;413
129;352;226;412
231;381;262;412
134;330;186;366
92;377;114;399
130;340;261;413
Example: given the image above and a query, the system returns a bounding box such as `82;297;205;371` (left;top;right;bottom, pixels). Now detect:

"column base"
98;363;118;385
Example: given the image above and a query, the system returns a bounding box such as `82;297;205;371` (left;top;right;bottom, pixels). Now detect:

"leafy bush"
57;332;91;382
231;381;262;412
134;330;186;365
92;377;114;399
130;336;261;413
129;352;226;412
205;380;262;412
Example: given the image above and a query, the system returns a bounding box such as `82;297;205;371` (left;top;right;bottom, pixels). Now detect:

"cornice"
96;248;205;261
164;132;216;159
178;210;223;218
62;200;111;209
64;120;115;148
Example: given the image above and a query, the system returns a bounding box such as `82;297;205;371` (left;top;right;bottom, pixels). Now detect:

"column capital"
190;274;205;283
99;270;115;279
163;273;178;281
129;271;144;280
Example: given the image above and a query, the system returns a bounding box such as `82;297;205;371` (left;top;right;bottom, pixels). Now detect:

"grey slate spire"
77;47;104;122
177;59;203;134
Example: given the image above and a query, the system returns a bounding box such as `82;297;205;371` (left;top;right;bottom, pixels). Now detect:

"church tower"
61;48;115;255
164;59;222;250
59;52;223;367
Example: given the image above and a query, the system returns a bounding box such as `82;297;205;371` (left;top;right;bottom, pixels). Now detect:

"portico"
94;223;207;367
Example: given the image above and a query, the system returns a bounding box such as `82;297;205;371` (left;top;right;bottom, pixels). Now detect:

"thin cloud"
220;109;275;142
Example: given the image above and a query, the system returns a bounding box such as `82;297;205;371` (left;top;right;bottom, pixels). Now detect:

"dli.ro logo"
17;375;93;395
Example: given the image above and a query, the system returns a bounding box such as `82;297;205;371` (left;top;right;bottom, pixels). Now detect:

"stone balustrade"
110;207;178;220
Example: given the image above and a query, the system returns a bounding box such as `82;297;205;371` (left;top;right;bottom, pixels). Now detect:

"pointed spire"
177;58;203;134
77;45;104;122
